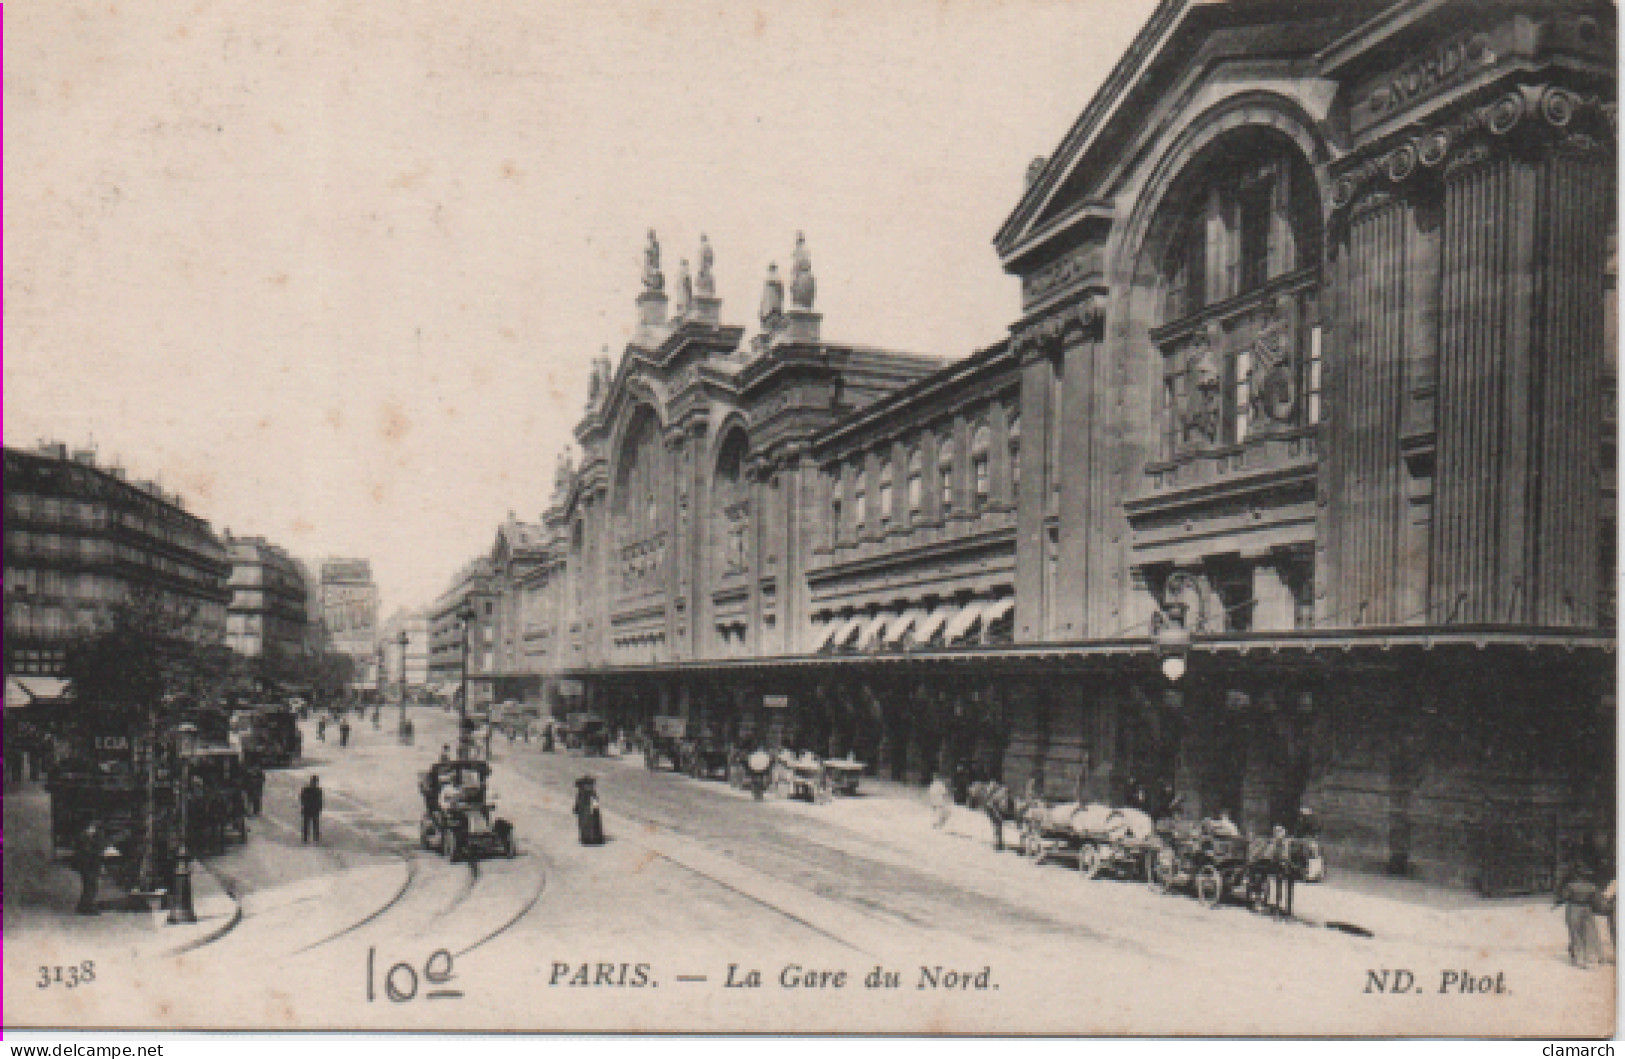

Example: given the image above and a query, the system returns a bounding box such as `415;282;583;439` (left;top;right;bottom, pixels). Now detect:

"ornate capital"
1331;83;1616;218
1010;292;1107;363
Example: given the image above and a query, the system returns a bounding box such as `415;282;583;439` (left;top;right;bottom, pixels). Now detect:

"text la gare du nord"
547;962;997;991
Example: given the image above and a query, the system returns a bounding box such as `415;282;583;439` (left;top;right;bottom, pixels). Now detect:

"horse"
967;780;1022;851
1246;829;1315;918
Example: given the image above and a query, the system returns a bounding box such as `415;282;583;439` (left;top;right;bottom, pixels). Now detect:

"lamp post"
459;601;477;759
397;628;410;737
167;722;199;925
1154;602;1192;684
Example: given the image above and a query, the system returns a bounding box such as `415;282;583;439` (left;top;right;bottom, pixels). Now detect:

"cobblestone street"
6;710;1614;1034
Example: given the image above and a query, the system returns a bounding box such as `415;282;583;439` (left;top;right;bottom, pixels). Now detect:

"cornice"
1328;81;1616;224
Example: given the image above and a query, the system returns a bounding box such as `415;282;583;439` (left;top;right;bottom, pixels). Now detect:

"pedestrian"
339;718;351;748
73;822;105;915
1556;857;1604;968
542;726;555;753
574;776;604;846
300;775;324;844
317;716;327;743
244;761;265;817
928;773;951;830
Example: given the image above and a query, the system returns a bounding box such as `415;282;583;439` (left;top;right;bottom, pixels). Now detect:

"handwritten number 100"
367;947;462;1002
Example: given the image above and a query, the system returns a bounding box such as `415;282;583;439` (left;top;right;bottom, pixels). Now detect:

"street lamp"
459;601;477;759
397;628;411;738
1154;602;1192;684
167;722;199;925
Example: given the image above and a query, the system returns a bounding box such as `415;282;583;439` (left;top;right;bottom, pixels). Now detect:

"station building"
497;0;1615;892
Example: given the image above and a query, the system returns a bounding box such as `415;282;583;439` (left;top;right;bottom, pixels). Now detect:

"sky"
4;0;1158;617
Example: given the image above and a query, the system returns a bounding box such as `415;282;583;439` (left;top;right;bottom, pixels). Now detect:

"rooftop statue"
790;231;816;311
642;228;664;292
676;258;693;316
696;234;716;298
759;262;785;330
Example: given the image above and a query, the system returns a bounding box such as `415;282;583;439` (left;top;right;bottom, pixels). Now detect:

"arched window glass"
829;469;844;542
906;447;923;516
878;460;894;524
937;435;954;515
971;424;992;509
853;464;868;529
1007;412;1022;493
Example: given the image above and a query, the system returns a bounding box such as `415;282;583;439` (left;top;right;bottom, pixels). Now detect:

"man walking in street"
300;775;324;844
339;717;351;748
73;822;105;914
244;761;266;817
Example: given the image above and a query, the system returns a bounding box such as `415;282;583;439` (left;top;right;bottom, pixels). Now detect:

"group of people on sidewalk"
1555;833;1618;970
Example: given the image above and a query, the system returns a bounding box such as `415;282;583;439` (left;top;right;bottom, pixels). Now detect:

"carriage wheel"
1196;865;1225;908
1077;842;1103;879
1146;851;1170;894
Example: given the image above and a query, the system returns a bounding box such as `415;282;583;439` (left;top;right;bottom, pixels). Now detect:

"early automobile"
419;759;515;862
644;716;687;771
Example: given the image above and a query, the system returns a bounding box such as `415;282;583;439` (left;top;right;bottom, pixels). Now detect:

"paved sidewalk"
605;750;1598;961
3;783;241;959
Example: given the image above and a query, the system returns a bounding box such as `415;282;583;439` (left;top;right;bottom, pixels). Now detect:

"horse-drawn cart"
1022;802;1160;879
822;758;865;797
774;752;832;803
1148;819;1254;907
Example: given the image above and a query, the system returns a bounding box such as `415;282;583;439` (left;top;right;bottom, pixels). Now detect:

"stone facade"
223;534;309;660
3;443;231;679
485;1;1615;891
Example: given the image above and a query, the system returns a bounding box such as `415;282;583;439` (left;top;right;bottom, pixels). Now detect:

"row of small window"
6;530;220;577
828;416;1021;538
6;495;110;528
4;568;130;602
6;601;111;637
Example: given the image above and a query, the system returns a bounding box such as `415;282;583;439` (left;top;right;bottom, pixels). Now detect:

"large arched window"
937;434;954;515
714;427;750;575
878;459;894;525
853;463;868;530
906;447;923;517
1150;129;1323;459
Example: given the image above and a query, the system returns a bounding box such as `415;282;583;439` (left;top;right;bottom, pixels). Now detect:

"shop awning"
6;676;71;709
983;596;1016;626
886;608;928;645
809;620;842;654
858;612;892;650
832;615;866;650
944;600;989;644
913;606;953;647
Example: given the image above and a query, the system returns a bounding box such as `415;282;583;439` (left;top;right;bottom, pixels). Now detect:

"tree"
61;587;233;721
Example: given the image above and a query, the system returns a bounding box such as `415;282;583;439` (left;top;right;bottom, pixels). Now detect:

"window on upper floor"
938;437;954;515
878;460;894;525
1007;413;1021;494
853;469;868;530
906;448;923;517
971;424;992;510
829;470;844;543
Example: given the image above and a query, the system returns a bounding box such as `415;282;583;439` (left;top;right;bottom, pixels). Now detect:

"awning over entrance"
914;606;952;647
944;600;989;643
6;676;71;709
857;612;892;650
886;608;928;645
809;620;842;654
983;596;1016;626
832;615;866;651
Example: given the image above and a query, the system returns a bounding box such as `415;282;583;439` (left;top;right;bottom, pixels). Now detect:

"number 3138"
38;962;95;989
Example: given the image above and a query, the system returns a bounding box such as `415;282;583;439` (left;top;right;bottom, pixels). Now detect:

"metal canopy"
558;627;1614;680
